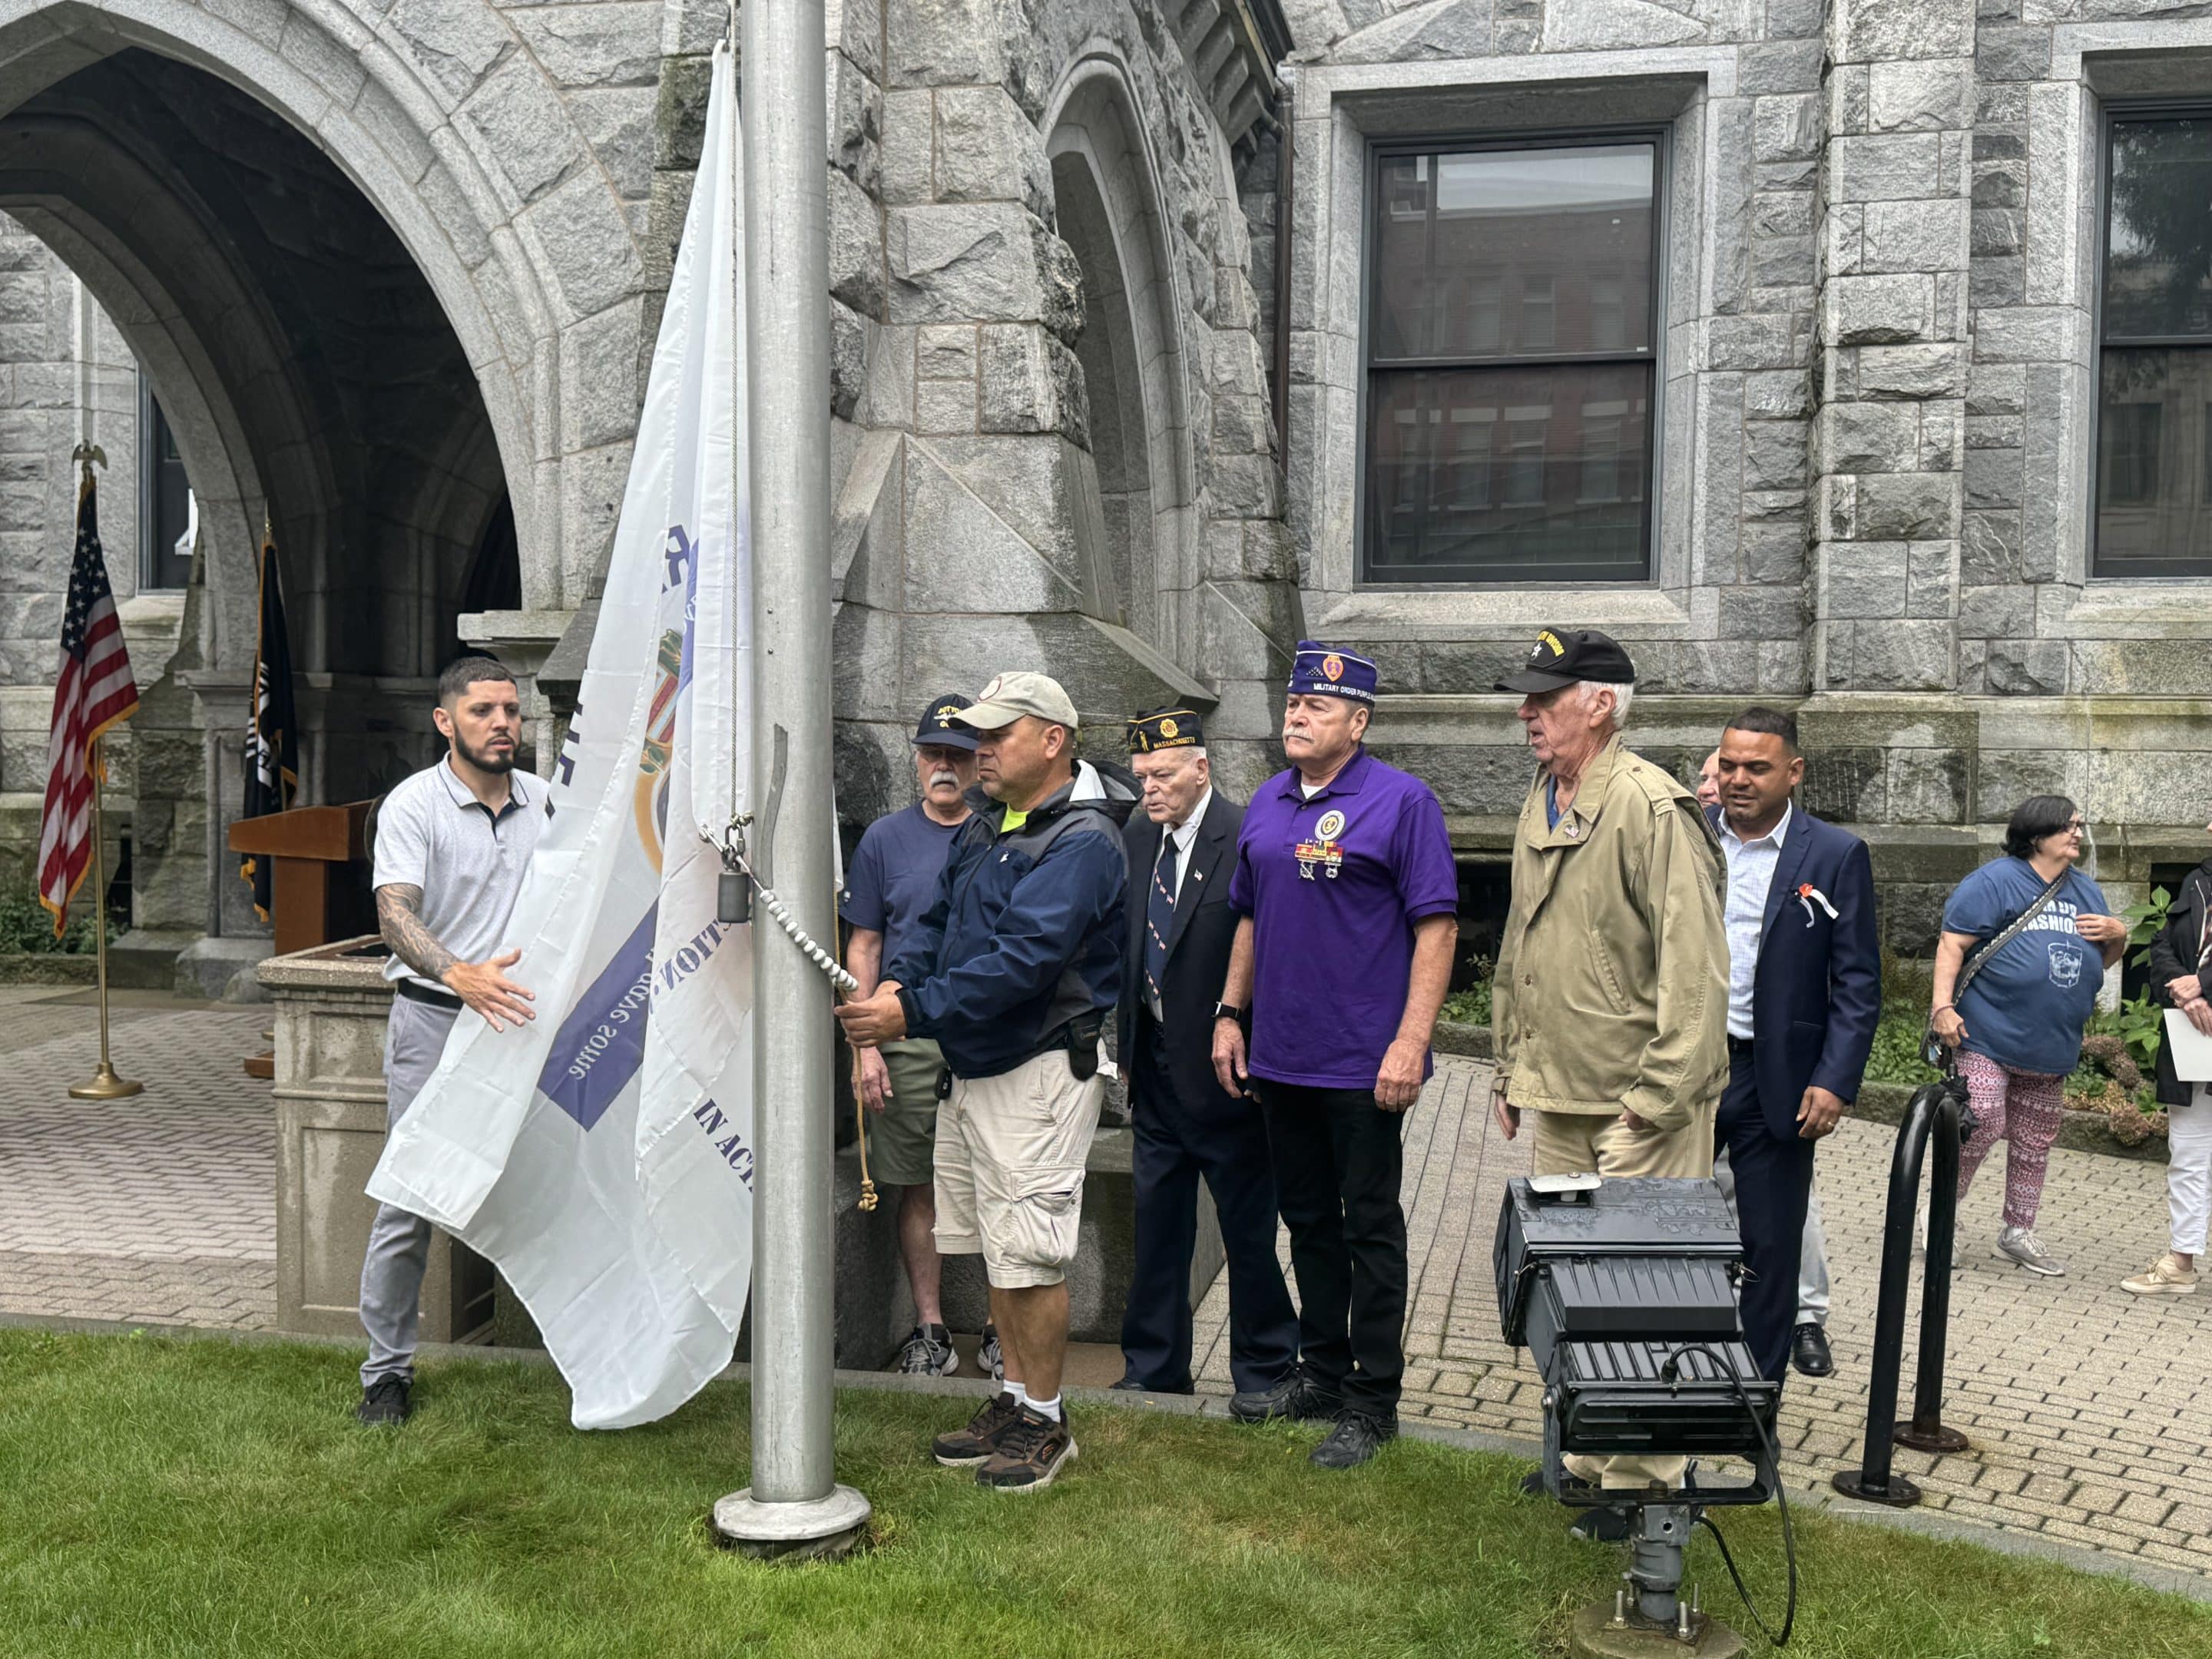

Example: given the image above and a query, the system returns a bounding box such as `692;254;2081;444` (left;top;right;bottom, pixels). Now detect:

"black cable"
1661;1342;1798;1647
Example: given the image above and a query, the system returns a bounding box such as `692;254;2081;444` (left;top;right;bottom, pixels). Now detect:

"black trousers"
1715;1046;1816;1385
1256;1079;1407;1415
1120;1025;1300;1393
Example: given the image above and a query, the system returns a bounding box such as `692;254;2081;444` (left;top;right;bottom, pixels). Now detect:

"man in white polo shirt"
356;655;546;1426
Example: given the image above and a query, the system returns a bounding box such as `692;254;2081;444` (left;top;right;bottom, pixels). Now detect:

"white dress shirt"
1718;802;1793;1041
1155;787;1213;901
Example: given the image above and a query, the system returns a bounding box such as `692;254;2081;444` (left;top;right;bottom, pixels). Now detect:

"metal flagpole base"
68;1061;143;1101
1892;1417;1970;1454
1832;1468;1922;1507
711;1485;871;1562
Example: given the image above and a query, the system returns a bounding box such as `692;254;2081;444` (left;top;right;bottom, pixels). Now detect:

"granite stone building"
0;0;2207;988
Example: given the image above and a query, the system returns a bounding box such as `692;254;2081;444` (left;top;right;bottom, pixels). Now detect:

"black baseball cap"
1493;628;1637;694
912;693;980;751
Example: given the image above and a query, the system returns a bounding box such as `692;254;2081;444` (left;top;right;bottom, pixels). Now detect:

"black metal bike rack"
1832;1074;1976;1508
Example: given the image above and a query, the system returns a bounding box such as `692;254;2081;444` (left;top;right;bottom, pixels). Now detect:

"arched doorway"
0;1;617;963
1045;61;1196;672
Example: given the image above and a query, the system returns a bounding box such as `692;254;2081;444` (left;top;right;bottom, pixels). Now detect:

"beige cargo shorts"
932;1048;1104;1290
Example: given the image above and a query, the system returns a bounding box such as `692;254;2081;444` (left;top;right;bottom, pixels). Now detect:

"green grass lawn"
1;1330;2206;1658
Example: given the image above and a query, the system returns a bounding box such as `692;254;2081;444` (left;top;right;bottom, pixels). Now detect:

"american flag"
38;473;138;934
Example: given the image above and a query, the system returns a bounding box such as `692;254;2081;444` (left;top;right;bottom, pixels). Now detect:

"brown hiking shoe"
932;1391;1022;1467
976;1406;1077;1492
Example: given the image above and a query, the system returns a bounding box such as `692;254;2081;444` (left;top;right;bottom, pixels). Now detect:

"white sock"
1006;1379;1028;1408
1028;1393;1062;1422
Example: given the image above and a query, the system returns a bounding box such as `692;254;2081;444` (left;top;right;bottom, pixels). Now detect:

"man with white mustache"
842;694;985;1378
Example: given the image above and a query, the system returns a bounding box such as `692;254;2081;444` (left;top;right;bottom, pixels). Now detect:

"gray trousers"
359;995;459;1388
1712;1146;1831;1326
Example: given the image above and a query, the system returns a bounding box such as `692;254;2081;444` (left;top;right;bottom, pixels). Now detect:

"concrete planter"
827;1115;1220;1371
257;936;495;1344
1432;1020;2166;1164
0;952;98;985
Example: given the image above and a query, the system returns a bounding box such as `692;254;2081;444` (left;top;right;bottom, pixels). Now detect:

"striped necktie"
1144;828;1177;1009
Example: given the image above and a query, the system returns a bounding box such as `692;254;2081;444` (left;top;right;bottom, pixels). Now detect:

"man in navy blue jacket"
1709;707;1880;1384
836;671;1134;1492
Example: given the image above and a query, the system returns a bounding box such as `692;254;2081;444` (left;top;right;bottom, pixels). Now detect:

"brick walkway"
1194;1055;2212;1577
6;989;2207;1573
0;988;274;1329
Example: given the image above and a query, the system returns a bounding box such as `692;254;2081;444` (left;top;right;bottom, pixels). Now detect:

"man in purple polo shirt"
1212;641;1459;1469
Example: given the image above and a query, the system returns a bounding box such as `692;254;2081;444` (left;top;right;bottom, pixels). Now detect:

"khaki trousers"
1529;1104;1714;1491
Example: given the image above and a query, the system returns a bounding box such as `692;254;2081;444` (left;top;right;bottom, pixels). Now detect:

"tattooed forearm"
376;884;461;983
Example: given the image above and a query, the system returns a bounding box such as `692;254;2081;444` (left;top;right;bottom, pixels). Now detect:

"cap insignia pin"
1321;654;1344;682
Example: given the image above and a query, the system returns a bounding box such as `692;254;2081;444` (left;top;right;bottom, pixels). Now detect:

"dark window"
1363;138;1660;584
2096;113;2212;577
137;376;193;590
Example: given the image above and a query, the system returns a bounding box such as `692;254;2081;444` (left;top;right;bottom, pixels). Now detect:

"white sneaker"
894;1323;959;1376
1995;1225;2065;1277
2122;1252;2199;1296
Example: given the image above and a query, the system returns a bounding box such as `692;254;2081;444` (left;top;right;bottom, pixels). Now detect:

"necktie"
1144;827;1177;1009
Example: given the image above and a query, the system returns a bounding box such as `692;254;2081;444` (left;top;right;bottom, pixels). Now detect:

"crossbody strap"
1955;867;2071;1006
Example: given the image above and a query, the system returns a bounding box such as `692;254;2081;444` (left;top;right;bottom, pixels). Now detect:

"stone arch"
0;3;649;959
0;0;648;619
1044;52;1198;671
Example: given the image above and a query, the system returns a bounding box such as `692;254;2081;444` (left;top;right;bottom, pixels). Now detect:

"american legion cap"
911;692;979;752
1287;640;1378;704
1126;706;1204;754
1493;628;1637;694
954;671;1081;731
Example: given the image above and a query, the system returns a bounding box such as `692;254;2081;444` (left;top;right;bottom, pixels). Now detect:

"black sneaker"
356;1376;412;1426
1310;1410;1396;1469
1570;1505;1632;1543
979;1323;1004;1382
1230;1367;1311;1422
931;1391;1022;1467
1285;1371;1344;1423
896;1323;959;1377
976;1406;1078;1492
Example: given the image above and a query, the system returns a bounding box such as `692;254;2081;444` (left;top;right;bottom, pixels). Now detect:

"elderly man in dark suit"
1709;706;1881;1385
1112;707;1301;1416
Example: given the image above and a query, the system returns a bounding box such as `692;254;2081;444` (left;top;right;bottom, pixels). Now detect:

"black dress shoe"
1110;1376;1193;1394
1791;1323;1834;1378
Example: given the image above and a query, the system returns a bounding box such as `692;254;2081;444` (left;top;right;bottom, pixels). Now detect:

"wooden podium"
229;800;379;1077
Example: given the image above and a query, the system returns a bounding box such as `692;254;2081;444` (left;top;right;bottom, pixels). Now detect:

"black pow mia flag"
240;533;300;922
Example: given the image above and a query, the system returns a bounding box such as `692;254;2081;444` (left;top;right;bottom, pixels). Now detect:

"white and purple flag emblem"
368;43;753;1429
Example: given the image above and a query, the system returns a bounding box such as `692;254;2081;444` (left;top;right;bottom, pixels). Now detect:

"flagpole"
710;0;869;1559
68;733;140;1101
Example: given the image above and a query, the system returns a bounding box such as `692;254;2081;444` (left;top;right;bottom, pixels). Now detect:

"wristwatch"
1212;1002;1243;1022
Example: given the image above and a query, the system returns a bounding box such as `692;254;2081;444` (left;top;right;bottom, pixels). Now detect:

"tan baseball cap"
955;671;1080;731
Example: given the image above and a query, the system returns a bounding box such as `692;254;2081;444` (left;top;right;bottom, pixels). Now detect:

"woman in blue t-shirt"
1930;796;2128;1277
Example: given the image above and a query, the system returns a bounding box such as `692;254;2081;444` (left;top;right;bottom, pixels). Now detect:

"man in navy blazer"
1709;707;1880;1384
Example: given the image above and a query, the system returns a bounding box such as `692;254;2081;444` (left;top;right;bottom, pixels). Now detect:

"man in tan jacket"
1488;628;1730;1520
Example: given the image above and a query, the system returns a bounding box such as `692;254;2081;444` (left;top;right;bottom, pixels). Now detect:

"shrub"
1442;955;1492;1029
0;872;104;955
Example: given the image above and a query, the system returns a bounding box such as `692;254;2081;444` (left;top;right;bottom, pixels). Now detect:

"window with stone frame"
1361;136;1659;585
2095;110;2212;578
137;373;193;591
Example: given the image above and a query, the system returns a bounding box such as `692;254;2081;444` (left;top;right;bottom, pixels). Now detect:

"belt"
1727;1033;1755;1055
395;977;464;1011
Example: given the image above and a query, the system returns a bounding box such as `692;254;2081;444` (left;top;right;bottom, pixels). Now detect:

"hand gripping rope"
710;813;879;1212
